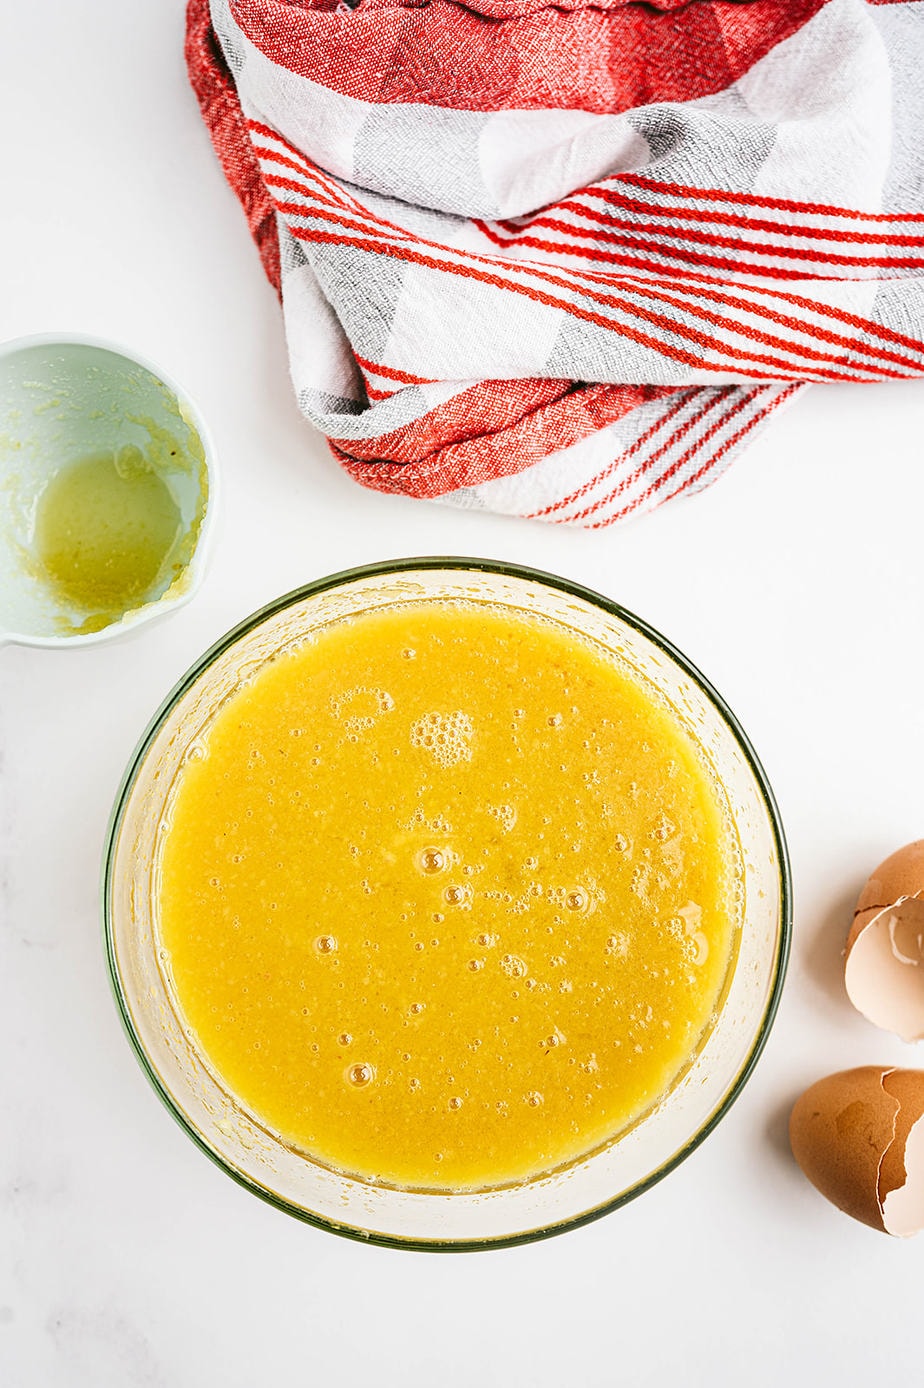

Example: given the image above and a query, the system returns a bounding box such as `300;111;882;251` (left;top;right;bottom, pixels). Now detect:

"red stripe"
353;354;436;386
591;384;801;527
540;253;924;368
583;186;924;246
282;198;902;383
473;218;924;376
260;142;921;377
581;387;761;526
617;171;924;226
262;128;911;273
256;147;378;221
264;170;383;229
540;209;924;369
263;157;873;380
512;197;924;260
256;144;343;189
476;213;924;364
290;210;879;384
501;186;924;243
475;214;924;277
255;129;924;376
567;388;743;525
527;388;695;518
259;143;921;380
474;214;921;376
563;253;923;376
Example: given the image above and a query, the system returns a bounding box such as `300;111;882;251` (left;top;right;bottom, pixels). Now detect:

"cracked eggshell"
845;840;924;1042
789;1067;924;1236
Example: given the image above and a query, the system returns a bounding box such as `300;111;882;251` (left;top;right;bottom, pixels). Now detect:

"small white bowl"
0;334;216;648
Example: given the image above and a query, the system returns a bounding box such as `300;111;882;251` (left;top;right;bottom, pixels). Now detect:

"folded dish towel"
187;0;924;527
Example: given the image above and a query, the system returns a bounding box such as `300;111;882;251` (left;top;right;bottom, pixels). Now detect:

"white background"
3;4;924;1384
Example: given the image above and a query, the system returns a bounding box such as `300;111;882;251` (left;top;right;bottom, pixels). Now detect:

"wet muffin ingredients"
159;603;739;1189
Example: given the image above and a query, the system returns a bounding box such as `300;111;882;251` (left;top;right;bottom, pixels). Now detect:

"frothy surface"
158;603;738;1189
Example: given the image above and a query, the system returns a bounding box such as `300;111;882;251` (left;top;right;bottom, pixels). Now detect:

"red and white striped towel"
187;0;924;527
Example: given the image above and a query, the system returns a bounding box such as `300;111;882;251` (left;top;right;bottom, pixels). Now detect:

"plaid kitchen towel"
186;0;924;527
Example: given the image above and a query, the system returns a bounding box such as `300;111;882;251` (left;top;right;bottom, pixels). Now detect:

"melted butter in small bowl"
0;335;215;647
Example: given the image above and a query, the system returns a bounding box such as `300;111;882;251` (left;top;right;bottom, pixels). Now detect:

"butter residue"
31;415;208;636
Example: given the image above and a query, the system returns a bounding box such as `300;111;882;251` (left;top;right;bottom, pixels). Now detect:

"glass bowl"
103;559;790;1250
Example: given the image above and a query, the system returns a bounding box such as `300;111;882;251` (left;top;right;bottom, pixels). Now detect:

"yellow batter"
158;602;738;1189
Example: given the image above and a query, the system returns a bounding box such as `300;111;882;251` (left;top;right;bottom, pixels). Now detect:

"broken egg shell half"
789;1067;924;1236
845;840;924;1042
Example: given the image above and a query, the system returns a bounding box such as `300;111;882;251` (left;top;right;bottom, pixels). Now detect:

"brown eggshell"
789;1067;896;1232
845;841;924;1041
854;840;924;915
880;1070;924;1236
790;1067;924;1236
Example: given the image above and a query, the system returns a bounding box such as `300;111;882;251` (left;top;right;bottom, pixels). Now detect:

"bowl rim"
101;556;792;1252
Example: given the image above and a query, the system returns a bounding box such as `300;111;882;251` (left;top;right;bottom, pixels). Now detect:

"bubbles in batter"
410;711;474;768
346;1063;375;1087
417;847;447;875
330;686;395;734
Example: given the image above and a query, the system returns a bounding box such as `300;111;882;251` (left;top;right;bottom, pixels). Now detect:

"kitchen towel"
187;0;924;527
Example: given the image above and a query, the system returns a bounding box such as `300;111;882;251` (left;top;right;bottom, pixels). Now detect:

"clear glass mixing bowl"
103;559;790;1250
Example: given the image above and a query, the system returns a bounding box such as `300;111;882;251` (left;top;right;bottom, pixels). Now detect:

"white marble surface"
4;4;924;1384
